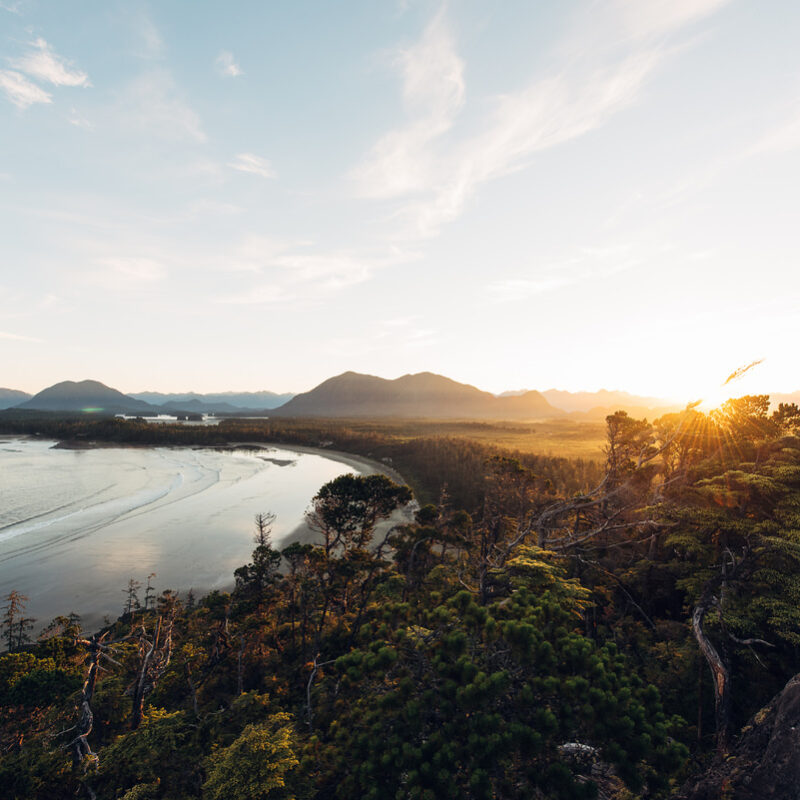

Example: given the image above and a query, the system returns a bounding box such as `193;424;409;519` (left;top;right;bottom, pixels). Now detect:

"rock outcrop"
677;673;800;799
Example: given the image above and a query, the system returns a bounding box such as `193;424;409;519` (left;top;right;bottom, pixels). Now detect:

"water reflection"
0;438;364;631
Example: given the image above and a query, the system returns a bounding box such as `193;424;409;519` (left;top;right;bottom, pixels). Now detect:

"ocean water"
0;437;363;630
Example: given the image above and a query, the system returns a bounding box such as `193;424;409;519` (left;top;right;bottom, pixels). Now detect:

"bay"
0;437;376;632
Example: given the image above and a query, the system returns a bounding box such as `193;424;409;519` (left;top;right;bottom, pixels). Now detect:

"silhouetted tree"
2;591;29;653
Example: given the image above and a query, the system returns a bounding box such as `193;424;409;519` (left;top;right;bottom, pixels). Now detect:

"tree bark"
692;592;731;753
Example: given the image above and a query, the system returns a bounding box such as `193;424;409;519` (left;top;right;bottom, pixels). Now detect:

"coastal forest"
2;396;800;799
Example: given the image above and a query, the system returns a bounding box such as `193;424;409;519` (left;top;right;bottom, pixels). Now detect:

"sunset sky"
2;1;799;401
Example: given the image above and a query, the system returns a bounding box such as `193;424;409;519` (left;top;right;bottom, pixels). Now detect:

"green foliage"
318;587;684;799
0;651;80;706
0;742;72;800
202;714;301;800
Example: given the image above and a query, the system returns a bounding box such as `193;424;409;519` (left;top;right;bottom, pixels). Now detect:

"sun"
693;360;768;413
697;385;735;413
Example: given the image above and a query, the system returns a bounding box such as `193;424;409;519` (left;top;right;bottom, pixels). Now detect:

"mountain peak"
16;379;154;413
273;371;560;420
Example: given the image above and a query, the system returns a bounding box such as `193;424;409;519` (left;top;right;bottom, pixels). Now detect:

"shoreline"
49;436;410;490
4;435;417;632
216;441;418;552
224;441;410;489
49;437;416;551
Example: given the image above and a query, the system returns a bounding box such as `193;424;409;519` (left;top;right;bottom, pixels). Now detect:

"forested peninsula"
2;396;800;799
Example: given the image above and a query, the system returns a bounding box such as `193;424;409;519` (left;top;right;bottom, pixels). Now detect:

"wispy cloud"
0;329;43;343
611;0;731;42
67;106;93;129
120;69;206;142
0;69;51;107
217;236;416;304
0;1;24;14
487;244;643;302
353;1;733;239
228;152;275;179
216;50;242;77
131;11;165;60
96;256;167;284
405;51;658;237
11;37;90;87
0;69;53;108
351;9;464;199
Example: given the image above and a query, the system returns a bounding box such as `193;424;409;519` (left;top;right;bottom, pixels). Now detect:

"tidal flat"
0;437;401;632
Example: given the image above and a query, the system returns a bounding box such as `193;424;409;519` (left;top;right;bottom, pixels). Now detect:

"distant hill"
770;392;800;409
159;399;244;414
565;404;684;422
496;389;682;421
0;388;32;409
131;391;294;412
272;371;561;419
16;380;156;414
540;389;679;415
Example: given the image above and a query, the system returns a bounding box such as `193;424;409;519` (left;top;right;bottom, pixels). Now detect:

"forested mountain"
0;388;31;409
131;391;295;411
272;371;561;419
13;384;292;416
15;380;155;414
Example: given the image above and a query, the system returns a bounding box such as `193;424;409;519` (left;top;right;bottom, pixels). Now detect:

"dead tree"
127;613;175;730
62;633;126;776
692;587;731;753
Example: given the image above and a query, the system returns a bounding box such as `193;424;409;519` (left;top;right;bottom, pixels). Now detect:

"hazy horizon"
6;370;800;409
3;1;799;401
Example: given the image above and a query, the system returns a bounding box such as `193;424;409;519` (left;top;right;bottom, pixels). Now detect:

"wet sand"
0;439;415;635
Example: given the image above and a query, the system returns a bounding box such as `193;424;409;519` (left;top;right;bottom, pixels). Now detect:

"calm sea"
0;437;360;631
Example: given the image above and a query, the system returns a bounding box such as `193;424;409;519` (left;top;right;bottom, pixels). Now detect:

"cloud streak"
228;153;275;179
97;257;167;283
217;236;417;304
216;51;242;77
487;244;644;302
353;0;733;239
351;9;465;199
11;38;90;87
120;70;206;142
0;69;51;107
0;329;43;343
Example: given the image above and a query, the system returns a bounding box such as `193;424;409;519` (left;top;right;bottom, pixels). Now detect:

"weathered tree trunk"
129;613;173;730
692;593;731;752
130;619;159;731
68;634;109;772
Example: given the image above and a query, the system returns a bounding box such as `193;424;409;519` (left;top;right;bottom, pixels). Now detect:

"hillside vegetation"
2;397;800;798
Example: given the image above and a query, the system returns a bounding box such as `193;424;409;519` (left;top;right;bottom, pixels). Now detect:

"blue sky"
2;0;799;401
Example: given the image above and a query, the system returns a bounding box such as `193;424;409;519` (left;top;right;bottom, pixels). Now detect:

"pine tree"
1;590;29;653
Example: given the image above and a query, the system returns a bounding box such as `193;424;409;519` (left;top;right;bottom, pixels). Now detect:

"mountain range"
4;375;799;420
0;388;32;409
7;382;292;415
130;391;293;412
